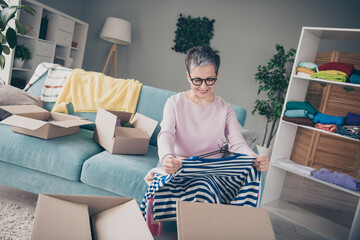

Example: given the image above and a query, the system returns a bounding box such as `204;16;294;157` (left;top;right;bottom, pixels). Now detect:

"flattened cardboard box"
0;105;93;139
177;201;276;240
93;107;158;154
31;194;153;240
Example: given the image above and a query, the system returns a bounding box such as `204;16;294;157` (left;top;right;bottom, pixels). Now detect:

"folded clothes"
284;109;315;119
337;125;360;140
296;67;316;75
312;168;360;191
286;101;318;115
317;70;348;77
345;112;360;125
313;112;345;125
282;116;314;127
296;72;311;78
298;61;319;72
350;73;360;84
318;62;354;76
311;71;347;82
315;123;337;133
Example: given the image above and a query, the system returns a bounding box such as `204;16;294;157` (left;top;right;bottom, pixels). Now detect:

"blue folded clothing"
313;112;345;125
284;109;315;119
350;73;360;84
312;168;360;191
345;112;360;125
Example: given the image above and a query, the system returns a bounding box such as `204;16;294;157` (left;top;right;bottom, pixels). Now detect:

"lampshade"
100;17;131;45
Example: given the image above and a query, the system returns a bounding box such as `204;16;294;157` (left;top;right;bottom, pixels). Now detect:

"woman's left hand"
253;156;269;173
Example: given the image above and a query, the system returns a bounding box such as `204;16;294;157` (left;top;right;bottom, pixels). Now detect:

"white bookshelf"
0;0;88;87
261;27;360;240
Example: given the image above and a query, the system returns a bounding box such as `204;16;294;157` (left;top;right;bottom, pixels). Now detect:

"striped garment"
140;154;261;222
24;62;73;102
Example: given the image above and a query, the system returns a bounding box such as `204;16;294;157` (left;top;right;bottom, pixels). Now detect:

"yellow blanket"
52;69;143;114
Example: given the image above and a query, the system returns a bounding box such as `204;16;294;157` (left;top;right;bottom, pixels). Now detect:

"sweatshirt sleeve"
157;98;177;164
225;105;257;156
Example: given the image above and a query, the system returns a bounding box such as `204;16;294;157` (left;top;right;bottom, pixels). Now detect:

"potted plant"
252;44;296;156
13;44;31;68
0;0;36;69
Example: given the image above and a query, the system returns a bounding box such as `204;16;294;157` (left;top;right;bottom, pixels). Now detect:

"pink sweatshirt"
157;92;255;163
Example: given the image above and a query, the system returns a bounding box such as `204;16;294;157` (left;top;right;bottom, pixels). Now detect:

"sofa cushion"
135;85;177;146
80;145;159;203
0;125;103;181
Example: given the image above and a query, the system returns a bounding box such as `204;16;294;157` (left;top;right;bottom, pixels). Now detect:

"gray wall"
37;0;360;145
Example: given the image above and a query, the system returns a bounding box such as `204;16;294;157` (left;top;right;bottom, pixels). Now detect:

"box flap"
1;115;47;130
0;105;48;114
31;195;92;240
107;109;132;123
177;201;275;240
131;113;158;138
50;119;94;128
95;107;118;136
92;199;153;240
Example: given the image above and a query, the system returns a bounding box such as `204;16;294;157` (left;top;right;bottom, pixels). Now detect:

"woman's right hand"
163;156;184;174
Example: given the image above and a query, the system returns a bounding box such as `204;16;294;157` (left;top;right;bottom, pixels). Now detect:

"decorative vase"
256;145;273;158
14;59;24;68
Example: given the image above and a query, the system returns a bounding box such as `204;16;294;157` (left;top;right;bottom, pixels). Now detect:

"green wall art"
172;13;215;54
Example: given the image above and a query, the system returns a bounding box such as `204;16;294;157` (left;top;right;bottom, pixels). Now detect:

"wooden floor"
0;184;329;240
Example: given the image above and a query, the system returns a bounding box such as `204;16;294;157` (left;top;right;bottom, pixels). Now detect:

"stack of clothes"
295;61;318;78
282;101;318;127
310;62;355;83
311;168;360;191
282;101;360;140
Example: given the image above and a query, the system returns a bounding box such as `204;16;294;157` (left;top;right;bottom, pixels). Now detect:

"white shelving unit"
0;0;88;87
261;27;360;240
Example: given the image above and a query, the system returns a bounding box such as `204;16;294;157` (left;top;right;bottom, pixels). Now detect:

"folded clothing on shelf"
350;73;360;84
345;112;360;125
312;168;360;191
284;109;315;119
296;72;311;78
298;61;319;72
286;101;318;116
337;125;360;140
282;116;314;127
275;158;315;176
311;71;347;82
314;123;337;133
313;112;345;125
296;67;316;75
318;62;354;76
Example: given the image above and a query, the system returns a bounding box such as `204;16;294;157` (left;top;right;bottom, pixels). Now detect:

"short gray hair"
185;46;220;74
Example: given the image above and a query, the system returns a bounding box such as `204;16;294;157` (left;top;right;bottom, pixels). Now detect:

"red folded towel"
318;62;354;76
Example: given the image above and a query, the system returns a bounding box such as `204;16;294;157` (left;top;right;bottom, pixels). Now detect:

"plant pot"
256;145;273;158
13;59;24;68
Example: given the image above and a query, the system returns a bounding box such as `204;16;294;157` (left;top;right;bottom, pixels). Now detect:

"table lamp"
100;17;131;77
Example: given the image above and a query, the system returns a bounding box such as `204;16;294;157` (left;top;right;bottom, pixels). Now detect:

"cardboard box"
93;107;158;154
31;194;153;240
0;105;93;139
177;201;276;240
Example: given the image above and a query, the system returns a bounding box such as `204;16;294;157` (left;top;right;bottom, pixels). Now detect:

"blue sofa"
0;70;251;206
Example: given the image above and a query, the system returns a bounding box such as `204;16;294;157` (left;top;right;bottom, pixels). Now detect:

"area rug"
0;200;35;240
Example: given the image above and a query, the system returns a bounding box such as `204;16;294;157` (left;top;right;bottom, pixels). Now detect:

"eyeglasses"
189;73;217;86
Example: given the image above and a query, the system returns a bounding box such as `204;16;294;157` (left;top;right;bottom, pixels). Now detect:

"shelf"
262;199;350;240
12;68;33;72
282;120;360;143
71;47;80;51
293;74;360;88
272;160;360;197
17;34;37;40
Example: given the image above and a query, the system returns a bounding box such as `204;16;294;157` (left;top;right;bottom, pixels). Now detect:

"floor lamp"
100;17;131;78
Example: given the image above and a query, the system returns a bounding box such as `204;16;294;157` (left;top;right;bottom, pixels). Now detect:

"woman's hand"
253;156;270;173
163;156;184;174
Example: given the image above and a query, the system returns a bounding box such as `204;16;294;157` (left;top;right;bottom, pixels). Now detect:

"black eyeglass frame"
188;72;217;86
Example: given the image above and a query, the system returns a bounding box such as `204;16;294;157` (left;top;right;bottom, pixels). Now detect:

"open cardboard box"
0;105;93;139
93;107;158;154
31;194;153;240
177;201;276;240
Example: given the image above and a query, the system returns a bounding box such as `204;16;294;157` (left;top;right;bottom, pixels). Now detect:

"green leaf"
6;27;17;48
0;55;5;69
1;6;17;26
0;33;5;44
15;19;26;34
17;5;36;16
2;44;9;54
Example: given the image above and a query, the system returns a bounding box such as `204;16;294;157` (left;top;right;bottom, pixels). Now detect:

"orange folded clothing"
296;67;316;75
315;123;337;133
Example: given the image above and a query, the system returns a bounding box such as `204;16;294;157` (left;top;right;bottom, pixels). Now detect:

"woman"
157;46;269;174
